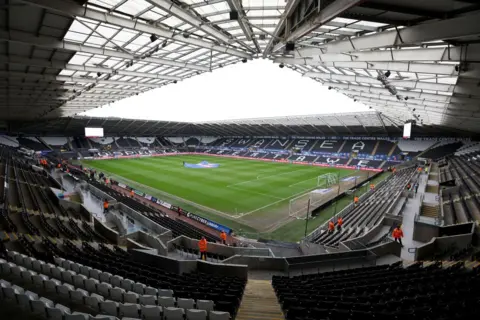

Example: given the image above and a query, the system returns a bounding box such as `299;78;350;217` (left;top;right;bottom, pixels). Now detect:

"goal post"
289;173;339;219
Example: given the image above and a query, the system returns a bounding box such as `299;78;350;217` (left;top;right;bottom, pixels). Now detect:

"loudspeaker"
230;11;238;20
286;42;295;51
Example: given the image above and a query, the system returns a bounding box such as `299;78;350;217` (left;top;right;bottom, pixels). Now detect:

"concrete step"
236;280;284;320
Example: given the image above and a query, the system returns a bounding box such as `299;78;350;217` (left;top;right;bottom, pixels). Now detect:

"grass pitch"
83;155;357;232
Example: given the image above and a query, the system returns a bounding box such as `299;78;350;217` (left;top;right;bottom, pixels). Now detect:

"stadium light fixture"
173;80;177;84
242;58;247;63
97;72;102;77
279;63;285;68
328;86;332;90
149;34;158;43
384;70;391;78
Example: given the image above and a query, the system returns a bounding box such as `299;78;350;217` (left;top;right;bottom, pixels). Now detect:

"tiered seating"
17;137;46;151
441;156;480;225
42;137;69;151
89;180;220;242
421;141;463;160
137;137;156;147
116;137;139;148
1;248;235;320
273;262;480;320
342;140;376;155
311;167;415;246
374;140;397;156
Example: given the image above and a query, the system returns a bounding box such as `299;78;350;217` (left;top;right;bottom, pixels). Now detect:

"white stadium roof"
1;0;480;134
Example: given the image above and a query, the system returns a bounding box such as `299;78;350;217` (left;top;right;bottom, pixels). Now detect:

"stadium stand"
309;167;415;246
273;262;480;320
420;141;464;161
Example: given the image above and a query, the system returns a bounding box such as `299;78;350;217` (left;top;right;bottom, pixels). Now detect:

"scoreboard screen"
85;127;104;137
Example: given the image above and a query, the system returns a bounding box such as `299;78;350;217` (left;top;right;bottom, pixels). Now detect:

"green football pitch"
83;155;357;232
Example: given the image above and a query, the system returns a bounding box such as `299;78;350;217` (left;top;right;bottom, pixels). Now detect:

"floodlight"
328;86;332;90
413;108;416;111
354;99;357;102
385;70;391;78
150;34;158;43
97;72;102;77
279;63;284;68
242;58;247;63
183;32;190;38
405;97;409;101
173;80;177;84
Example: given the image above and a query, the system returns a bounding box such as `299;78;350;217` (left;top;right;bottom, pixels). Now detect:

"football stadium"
1;1;480;320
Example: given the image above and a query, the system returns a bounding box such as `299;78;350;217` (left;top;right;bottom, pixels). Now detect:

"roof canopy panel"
1;0;480;135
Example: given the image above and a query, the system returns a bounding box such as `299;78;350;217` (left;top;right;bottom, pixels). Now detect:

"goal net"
289;173;338;219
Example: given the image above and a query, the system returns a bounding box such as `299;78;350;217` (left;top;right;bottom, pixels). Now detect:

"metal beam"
0;30;208;73
225;0;261;52
1;55;183;81
303;72;454;92
19;0;251;59
295;11;480;57
0;71;165;88
273;58;457;75
263;0;302;57
272;0;366;53
293;44;480;62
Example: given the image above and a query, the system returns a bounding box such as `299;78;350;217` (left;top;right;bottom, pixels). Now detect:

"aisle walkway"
236;280;284;320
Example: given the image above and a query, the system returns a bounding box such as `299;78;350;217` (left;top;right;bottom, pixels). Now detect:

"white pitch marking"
288;177;319;188
228;169;307;187
227;185;283;200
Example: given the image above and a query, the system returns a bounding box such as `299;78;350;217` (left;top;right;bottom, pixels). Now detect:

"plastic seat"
100;272;112;283
16;290;38;310
164;307;184;320
100;300;119;317
32;259;44;272
196;300;214;312
11;265;26;278
57;283;75;298
61;259;71;270
144;286;157;295
71;262;81;274
177;298;195;310
62;270;76;284
119;303;140;318
90;269;101;280
65;312;90;320
209;311;230;320
32;274;49;288
98;282;112;297
80;265;90;277
121;279;134;291
186;309;207;320
139;294;156;306
23;256;34;270
51;266;65;280
4;284;24;300
132;283;145;294
46;303;71;320
123;292;139;304
41;263;54;276
73;274;87;288
31;297;54;317
21;269;36;284
44;278;61;293
110;275;123;287
85;293;104;312
140;305;162;320
110;287;125;302
85;278;100;292
70;288;89;303
158;289;173;297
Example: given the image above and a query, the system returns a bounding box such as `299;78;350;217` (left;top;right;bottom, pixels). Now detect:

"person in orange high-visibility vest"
130;189;134;198
198;237;208;260
392;226;404;247
354;196;359;207
220;231;227;245
370;184;375;191
328;221;335;233
393;167;397;175
337;217;343;230
103;199;109;213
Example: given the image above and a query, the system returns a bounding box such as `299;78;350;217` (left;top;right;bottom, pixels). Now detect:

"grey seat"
108;287;124;302
1;262;15;275
119;303;140;318
62;270;76;284
85;293;104;312
89;269;101;280
110;275;123;287
89;315;119;320
51;266;65;280
46;303;71;320
186;309;207;320
57;283;75;298
70;288;89;303
132;283;145;294
209;311;230;320
99;300;119;317
41;263;55;276
31;297;54;317
196;300;214;312
79;265;90;277
44;278;61;293
73;274;87;288
32;259;44;272
99;272;112;283
144;286;157;296
23;256;34;270
65;311;90;320
139;295;156;306
61;259;71;270
85;278;99;292
70;262;81;274
15;253;26;266
32;274;49;288
0;279;10;299
164;307;184;320
177;298;195;310
140;305;162;320
21;269;37;284
121;279;134;291
11;265;26;278
158;289;173;297
16;290;38;310
123;292;139;304
97;282;112;297
158;296;175;308
4;284;24;300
